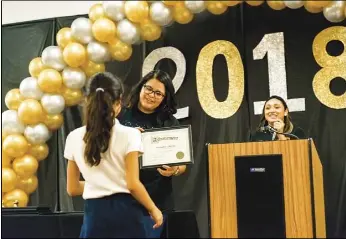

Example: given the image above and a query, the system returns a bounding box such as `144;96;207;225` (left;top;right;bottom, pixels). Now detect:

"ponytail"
83;72;123;167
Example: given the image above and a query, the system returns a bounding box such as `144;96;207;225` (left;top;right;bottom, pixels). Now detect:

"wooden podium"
208;139;326;238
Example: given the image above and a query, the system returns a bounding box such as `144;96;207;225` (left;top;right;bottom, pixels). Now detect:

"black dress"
250;126;306;142
117;106;180;214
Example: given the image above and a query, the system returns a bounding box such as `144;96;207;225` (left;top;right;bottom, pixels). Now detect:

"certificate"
140;125;194;169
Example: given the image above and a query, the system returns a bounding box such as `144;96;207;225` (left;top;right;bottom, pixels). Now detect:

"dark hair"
257;95;293;133
83;72;123;167
125;70;177;121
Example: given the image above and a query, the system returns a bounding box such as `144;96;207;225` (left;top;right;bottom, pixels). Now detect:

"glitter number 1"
252;32;306;115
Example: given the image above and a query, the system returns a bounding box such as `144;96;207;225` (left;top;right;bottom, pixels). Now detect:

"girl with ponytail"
64;72;163;238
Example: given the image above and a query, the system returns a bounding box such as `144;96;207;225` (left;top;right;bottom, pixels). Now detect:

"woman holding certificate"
118;70;187;238
64;72;163;238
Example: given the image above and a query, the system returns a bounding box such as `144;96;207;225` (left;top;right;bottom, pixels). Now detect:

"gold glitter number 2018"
142;26;345;120
312;26;346;109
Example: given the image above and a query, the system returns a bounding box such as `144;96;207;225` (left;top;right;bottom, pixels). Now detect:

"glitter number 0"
196;40;244;119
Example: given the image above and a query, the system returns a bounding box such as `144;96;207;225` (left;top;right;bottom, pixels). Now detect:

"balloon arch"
2;0;346;207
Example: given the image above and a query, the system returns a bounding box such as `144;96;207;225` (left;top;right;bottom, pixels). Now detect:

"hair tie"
96;88;104;92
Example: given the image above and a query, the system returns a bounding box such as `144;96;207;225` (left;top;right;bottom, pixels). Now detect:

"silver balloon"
185;1;206;14
117;19;141;45
19;77;44;100
87;41;111;64
41;94;65;114
323;1;346;23
103;1;125;22
2;110;25;135
283;0;304;9
62;67;86;89
41;46;66;71
24;123;50;144
150;2;173;26
71;17;94;44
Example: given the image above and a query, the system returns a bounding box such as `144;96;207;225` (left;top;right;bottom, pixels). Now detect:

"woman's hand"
273;119;285;133
135;127;144;132
157;165;179;177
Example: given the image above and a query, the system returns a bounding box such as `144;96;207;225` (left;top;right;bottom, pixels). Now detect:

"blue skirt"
79;193;146;238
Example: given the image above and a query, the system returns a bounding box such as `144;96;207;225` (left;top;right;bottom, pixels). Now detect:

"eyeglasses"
143;84;165;99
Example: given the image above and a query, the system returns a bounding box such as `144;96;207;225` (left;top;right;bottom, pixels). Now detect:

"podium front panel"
235;155;285;238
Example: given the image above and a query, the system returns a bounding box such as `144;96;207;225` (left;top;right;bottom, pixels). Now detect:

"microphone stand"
267;127;300;140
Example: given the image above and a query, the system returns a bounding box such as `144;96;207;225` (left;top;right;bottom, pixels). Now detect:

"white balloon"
19;77;43;100
87;41;112;64
41;46;66;71
150;2;173;26
185;1;206;13
1;110;25;135
323;1;346;23
71;17;94;44
41;94;65;114
283;0;304;9
103;1;125;22
24;123;50;144
117;19;141;45
62;67;86;89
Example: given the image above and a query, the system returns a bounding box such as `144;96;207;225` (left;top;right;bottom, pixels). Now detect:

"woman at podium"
251;95;306;141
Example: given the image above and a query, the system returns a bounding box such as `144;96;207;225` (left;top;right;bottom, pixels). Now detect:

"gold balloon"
28;57;47;78
38;69;63;93
140;19;162;42
3;189;29;207
56;27;75;49
172;4;194;24
92;18;117;43
108;38;133;61
2;168;17;193
246;0;264;6
5;88;24;110
12;155;39;178
43;113;64;131
28;143;49;161
89;3;106;22
60;86;84;107
224;1;241;7
63;42;87;68
3;134;29;158
124;1;149;23
81;60;106;77
16;175;38;194
18;99;44;125
304;3;323;13
306;0;331;8
2;151;13;168
206;1;228;15
163;1;181;6
267;0;286;10
2;132;9;142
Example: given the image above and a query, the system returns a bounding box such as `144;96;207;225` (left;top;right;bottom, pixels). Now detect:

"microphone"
260;125;299;140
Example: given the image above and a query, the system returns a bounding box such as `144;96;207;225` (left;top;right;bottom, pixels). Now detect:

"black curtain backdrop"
1;19;59;211
1;4;345;238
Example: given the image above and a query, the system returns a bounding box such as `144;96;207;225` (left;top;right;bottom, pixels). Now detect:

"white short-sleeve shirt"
64;118;143;199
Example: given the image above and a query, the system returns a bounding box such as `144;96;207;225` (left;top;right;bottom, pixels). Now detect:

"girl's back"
64;120;142;199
